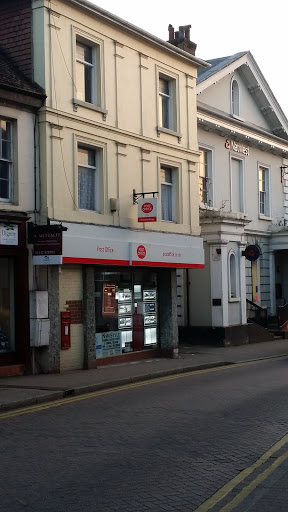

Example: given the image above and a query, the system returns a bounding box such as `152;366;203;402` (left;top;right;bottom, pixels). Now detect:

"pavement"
0;339;288;412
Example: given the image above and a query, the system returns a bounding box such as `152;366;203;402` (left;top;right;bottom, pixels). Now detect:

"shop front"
0;212;30;374
59;223;204;367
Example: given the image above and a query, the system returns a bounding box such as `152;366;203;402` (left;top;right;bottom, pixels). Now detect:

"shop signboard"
95;331;122;358
138;198;158;222
33;230;63;265
0;224;18;246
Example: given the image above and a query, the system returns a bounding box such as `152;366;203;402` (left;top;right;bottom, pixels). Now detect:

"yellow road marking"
194;429;288;511
219;448;288;511
0;355;287;421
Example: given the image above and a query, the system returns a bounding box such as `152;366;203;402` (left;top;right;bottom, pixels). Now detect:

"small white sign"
0;224;18;245
96;331;122;358
33;255;63;265
138;198;158;222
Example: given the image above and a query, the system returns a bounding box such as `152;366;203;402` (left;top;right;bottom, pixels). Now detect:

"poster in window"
143;290;156;301
119;317;132;329
144;315;157;326
102;283;116;316
118;303;132;315
144;302;156;314
118;289;132;302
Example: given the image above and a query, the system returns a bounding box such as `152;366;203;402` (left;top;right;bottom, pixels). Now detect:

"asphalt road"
1;358;288;512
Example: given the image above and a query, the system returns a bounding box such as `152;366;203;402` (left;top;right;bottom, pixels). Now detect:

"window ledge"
229;297;240;303
161;220;177;224
259;214;272;221
157;126;182;142
73;99;108;120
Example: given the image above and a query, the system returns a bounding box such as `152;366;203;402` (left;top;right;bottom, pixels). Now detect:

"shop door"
0;258;15;353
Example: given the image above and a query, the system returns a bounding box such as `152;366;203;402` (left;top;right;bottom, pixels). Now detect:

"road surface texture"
1;357;288;511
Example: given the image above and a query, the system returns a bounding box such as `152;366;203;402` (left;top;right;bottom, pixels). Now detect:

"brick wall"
0;0;32;79
64;300;83;324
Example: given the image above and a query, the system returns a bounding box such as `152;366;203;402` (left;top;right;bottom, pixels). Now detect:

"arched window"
228;251;238;299
231;79;240;116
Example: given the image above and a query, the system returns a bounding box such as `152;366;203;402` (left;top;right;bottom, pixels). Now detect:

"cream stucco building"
178;51;288;345
0;0;208;372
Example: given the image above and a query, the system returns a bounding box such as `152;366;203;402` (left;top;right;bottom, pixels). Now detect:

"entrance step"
0;364;25;378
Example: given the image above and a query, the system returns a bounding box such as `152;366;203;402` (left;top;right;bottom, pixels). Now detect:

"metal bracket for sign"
281;165;288;183
133;189;158;204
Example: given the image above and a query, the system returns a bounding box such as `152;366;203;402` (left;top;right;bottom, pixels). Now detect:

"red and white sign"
62;223;204;269
136;245;147;259
138;198;158;222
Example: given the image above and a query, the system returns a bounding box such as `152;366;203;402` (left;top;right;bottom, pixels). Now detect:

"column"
239;243;247;324
158;268;179;357
48;265;60;373
83;265;96;369
209;243;229;327
269;250;276;316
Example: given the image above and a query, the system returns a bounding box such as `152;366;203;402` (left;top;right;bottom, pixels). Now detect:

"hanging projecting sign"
242;245;261;262
138;198;158;222
0;224;18;246
33;230;63;265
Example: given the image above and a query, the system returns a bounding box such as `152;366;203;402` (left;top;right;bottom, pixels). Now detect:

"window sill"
157;126;182;142
259;214;272;221
73;99;108;120
229;297;240;303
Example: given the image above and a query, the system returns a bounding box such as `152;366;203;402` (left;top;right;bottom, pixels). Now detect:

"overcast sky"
89;0;288;119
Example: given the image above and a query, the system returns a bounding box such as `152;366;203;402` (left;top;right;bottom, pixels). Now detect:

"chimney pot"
168;24;174;41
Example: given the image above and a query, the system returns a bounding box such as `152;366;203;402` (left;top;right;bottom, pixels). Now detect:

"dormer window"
231;79;240;116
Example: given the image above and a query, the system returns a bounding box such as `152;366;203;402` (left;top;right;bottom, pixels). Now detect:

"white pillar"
239;244;247;324
269;250;276;316
209;243;228;327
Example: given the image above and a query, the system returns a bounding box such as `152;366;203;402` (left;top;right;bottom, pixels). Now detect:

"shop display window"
0;258;15;353
95;270;158;358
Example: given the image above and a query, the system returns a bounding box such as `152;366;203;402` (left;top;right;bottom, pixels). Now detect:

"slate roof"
0;48;45;98
197;51;247;84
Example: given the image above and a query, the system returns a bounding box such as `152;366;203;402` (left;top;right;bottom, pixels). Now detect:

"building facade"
0;48;45;374
0;0;208;372
179;51;288;344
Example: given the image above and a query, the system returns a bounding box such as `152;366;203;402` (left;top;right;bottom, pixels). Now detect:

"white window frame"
157;68;180;136
0;118;13;203
77;143;102;213
228;250;240;301
231;78;240;117
160;164;178;222
258;164;271;218
199;146;214;206
73;28;106;115
230;155;245;213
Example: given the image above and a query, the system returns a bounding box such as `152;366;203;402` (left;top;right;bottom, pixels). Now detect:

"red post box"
61;311;71;349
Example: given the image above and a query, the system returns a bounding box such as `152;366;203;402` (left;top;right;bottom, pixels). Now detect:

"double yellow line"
1;355;288;511
0;355;287;421
195;432;288;511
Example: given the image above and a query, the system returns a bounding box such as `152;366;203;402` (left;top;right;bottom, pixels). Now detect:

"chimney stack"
167;23;197;56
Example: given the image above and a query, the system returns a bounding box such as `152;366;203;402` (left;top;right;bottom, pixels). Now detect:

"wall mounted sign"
225;139;249;156
0;224;18;246
33;230;63;265
138;198;158;222
242;245;261;261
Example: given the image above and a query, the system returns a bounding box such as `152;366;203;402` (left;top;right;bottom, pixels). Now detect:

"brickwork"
0;0;32;79
64;300;83;324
